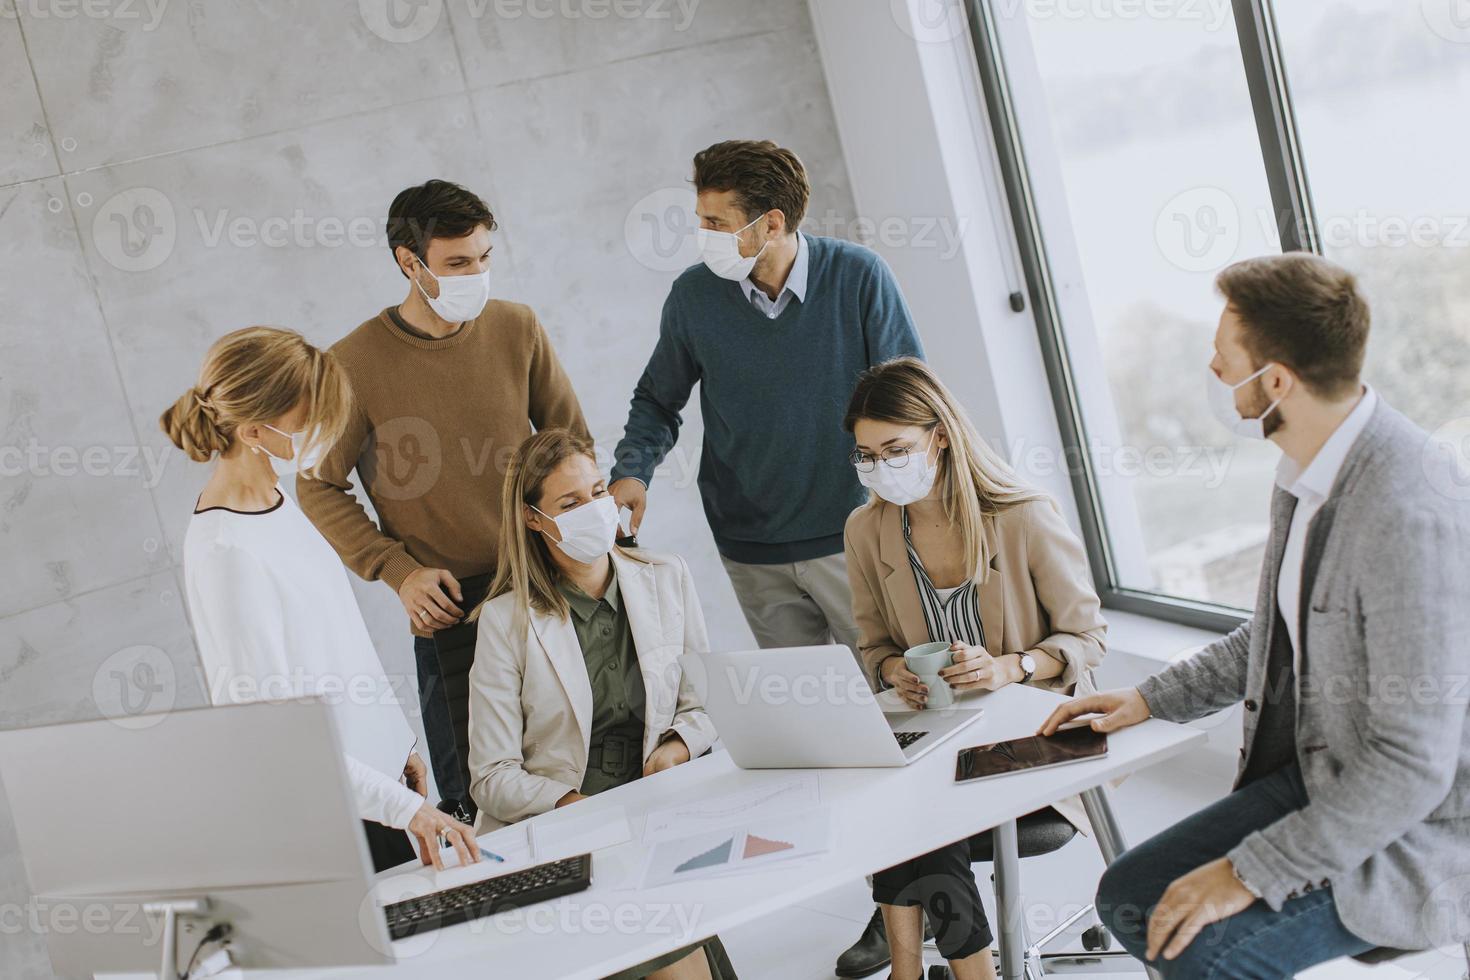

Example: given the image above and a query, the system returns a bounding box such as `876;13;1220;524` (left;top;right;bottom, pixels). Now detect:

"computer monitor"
0;698;396;977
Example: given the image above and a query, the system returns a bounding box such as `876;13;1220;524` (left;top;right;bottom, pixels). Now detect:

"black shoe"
837;909;937;978
836;908;890;978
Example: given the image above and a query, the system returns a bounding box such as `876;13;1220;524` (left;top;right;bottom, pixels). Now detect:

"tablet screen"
954;726;1108;783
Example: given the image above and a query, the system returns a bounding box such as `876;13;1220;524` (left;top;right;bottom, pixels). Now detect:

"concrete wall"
0;3;857;976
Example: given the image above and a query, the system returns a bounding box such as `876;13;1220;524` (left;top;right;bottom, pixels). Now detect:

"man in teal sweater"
611;139;923;661
610;141;926;975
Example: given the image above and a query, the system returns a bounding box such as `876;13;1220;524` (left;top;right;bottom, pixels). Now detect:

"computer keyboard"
383;853;593;939
894;730;929;749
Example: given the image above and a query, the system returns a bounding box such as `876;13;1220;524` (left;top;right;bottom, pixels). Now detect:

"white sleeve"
188;541;422;828
188;541;294;706
345;754;425;830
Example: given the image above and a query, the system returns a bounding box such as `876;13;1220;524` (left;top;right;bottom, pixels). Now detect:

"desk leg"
992;818;1026;980
1080;786;1164;980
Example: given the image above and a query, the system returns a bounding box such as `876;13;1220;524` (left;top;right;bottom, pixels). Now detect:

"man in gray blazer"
1041;252;1470;977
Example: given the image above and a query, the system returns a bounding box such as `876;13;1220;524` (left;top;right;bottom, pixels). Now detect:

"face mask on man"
252;423;312;478
533;495;621;564
415;258;490;323
1205;363;1290;440
856;432;940;506
696;212;770;281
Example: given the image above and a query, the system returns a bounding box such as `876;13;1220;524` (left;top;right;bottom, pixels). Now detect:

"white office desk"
99;683;1203;980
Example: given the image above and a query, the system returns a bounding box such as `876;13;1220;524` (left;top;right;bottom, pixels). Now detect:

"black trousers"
872;837;994;960
362;819;418;873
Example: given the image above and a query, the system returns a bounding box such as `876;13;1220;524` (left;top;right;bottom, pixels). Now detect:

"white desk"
101;684;1203;980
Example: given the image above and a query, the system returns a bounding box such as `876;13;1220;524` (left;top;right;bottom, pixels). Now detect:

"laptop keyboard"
894;730;929;750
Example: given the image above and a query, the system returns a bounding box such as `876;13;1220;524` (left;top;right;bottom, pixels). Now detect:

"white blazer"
468;549;718;833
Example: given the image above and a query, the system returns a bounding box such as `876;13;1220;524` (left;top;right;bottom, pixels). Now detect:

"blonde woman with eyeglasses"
164;326;478;873
838;356;1106;980
466;428;733;979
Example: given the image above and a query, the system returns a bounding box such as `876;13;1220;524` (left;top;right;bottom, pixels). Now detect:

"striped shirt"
903;508;986;648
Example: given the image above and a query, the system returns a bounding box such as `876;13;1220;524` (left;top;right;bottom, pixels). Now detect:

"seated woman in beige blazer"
467;428;734;980
842;358;1105;980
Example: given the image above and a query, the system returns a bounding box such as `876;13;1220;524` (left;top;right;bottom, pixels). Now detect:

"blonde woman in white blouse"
164;326;478;872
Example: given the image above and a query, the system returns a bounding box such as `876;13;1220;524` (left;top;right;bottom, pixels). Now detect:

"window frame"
963;0;1319;632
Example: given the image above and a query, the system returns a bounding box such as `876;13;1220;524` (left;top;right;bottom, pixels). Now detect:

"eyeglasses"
849;432;934;473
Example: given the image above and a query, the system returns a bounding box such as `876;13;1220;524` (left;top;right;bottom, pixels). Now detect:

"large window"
969;0;1470;628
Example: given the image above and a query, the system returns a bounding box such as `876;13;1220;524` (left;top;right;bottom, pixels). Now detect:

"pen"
437;829;505;862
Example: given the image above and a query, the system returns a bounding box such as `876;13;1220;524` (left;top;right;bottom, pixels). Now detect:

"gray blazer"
1137;399;1470;950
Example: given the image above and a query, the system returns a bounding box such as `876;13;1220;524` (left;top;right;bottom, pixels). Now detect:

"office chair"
923;806;1137;980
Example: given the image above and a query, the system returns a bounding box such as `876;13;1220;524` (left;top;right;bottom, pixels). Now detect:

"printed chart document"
530;803;633;861
641;772;820;842
641;808;831;889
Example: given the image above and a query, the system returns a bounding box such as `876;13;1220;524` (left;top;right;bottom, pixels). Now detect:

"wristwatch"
1013;652;1036;685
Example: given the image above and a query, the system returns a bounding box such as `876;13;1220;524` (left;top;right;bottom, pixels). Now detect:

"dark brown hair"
1216;253;1369;399
692;140;810;232
386;179;497;275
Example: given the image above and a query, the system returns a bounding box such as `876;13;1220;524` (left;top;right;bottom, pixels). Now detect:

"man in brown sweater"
299;179;587;821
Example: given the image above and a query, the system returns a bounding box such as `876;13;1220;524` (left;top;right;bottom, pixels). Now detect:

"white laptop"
700;645;984;768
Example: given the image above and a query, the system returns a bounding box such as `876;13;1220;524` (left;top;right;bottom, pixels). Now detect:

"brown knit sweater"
298;302;587;634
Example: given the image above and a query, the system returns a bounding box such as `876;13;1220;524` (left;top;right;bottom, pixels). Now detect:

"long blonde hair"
159;326;352;478
844;357;1041;579
477;429;645;638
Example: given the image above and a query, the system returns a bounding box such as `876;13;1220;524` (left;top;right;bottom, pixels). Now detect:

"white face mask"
696;213;769;281
856;432;939;506
253;423;308;478
1205;363;1289;440
534;495;620;565
415;259;490;323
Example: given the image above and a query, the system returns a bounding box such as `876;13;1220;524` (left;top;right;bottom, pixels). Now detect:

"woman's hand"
880;655;929;710
407;803;478;870
939;643;1013;693
403;752;428;796
643;733;691;776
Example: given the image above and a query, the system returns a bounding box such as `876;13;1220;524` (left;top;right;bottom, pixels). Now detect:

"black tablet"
955;726;1108;783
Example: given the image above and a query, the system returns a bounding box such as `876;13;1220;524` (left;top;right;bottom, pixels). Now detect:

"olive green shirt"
558;575;648;796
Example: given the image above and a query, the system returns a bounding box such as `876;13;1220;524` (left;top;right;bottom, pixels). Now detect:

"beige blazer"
843;495;1107;832
468;549;718;833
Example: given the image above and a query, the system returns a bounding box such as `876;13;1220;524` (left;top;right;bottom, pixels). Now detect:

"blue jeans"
413;635;466;810
1096;763;1374;979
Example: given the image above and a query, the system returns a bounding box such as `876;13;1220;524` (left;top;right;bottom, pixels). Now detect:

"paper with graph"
641;772;820;842
640;807;831;888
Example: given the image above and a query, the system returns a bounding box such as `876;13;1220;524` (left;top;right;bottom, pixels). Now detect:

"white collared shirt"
739;232;808;319
1275;385;1377;679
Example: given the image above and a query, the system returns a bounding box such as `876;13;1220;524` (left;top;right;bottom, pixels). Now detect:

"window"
967;0;1470;628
